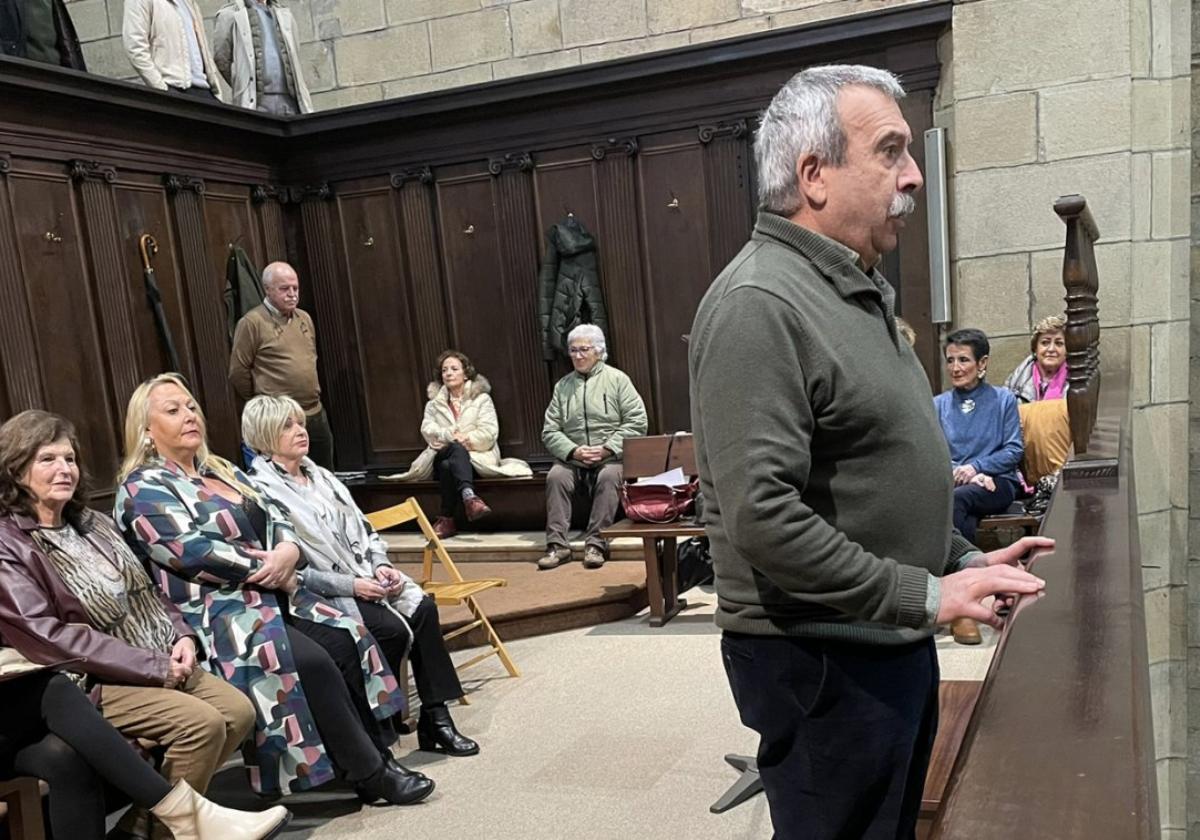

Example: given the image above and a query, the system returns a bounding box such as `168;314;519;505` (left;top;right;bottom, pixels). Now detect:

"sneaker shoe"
464;496;492;522
433;516;457;539
537;546;571;570
582;545;607;569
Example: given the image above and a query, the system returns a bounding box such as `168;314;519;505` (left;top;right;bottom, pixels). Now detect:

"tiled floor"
203;586;997;840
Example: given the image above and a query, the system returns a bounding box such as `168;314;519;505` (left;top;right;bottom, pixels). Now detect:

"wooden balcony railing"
929;197;1158;839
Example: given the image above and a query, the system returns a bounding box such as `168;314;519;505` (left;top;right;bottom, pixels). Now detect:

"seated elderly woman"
0;410;277;840
243;395;479;756
114;374;433;806
540;324;648;570
393;349;531;538
934;328;1025;542
1004;314;1069;403
0;663;288;840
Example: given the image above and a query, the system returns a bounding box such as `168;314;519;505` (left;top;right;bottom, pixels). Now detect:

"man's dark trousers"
306;407;335;470
721;632;939;840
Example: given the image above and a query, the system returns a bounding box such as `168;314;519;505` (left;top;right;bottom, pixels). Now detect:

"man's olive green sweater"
688;213;975;645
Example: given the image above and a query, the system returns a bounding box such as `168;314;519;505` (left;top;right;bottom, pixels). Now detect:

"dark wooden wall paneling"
0;2;948;479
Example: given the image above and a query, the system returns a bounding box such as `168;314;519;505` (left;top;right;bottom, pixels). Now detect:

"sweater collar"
574;360;606;380
754;212;894;308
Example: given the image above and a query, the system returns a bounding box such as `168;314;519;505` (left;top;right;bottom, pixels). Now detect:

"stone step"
382;530;648;563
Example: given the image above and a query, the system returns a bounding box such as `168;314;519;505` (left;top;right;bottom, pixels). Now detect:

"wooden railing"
930;197;1158;838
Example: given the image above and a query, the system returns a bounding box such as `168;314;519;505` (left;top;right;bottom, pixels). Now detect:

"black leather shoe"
417;705;480;756
354;758;435;805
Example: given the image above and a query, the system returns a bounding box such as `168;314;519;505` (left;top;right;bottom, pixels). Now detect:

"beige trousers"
98;668;255;793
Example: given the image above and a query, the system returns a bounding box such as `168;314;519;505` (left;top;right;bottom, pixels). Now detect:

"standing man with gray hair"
689;65;1051;839
539;324;647;570
229;261;335;469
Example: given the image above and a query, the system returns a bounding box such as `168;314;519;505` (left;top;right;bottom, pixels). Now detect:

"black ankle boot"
417;705;480;756
354;757;435;805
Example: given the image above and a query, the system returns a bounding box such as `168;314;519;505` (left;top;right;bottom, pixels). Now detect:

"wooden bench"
347;473;549;532
600;434;702;627
0;777;46;840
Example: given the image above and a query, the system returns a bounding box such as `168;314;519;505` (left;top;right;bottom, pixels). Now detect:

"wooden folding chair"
0;777;46;840
366;499;520;679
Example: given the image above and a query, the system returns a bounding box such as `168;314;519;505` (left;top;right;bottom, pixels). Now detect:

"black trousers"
433;442;475;517
953;478;1018;542
283;618;389;782
0;672;172;840
359;597;463;707
721;633;939;840
169;85;219;102
306;408;336;471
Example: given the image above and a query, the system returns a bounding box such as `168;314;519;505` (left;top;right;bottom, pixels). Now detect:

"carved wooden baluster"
1053;194;1100;455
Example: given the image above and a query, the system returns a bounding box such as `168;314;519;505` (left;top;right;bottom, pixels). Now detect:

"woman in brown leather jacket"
0;410;287;840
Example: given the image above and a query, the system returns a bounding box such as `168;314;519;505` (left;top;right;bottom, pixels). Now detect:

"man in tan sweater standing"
229;262;334;468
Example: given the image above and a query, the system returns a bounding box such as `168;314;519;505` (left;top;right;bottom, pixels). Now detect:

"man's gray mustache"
889;193;917;218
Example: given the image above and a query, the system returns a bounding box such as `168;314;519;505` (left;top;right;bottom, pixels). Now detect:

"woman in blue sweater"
934;328;1025;543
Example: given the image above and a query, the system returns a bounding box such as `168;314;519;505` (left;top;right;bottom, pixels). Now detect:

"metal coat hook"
43;231;62;243
667;194;680;210
362;235;375;247
463;224;475;235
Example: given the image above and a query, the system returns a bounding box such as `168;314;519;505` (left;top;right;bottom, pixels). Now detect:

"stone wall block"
1132;323;1153;407
386;0;481;26
511;0;563;56
742;0;829;12
430;8;511;71
689;16;770;44
952;154;1131;259
1141;509;1189;589
953;0;1130;98
982;335;1030;392
1151;319;1190;403
578;31;689;63
308;82;383;110
315;0;385;36
647;0;739;35
1132;77;1190;151
69;0;110;42
300;41;336;93
1030;241;1130;327
382;63;494;98
768;0;924;29
81;35;133;79
561;0;646;47
1149;0;1190;79
1131;0;1151;76
493;48;581;79
1133;152;1153;241
287;0;315;43
1147;588;1188;666
1158;754;1189;830
952;253;1030;336
1039;78;1131;161
1130;238;1189;324
951;92;1037;170
1134;403;1190;514
334;24;430;86
1152;150;1192;239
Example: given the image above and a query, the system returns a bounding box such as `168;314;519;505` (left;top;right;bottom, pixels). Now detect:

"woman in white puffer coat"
395;350;532;537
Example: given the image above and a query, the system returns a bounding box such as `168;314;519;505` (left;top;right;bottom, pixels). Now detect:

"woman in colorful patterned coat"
114;373;434;806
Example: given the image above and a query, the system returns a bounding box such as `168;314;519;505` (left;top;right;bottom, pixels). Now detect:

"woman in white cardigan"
397;351;531;538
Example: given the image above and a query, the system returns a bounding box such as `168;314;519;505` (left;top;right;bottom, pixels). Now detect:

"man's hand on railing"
938;537;1054;628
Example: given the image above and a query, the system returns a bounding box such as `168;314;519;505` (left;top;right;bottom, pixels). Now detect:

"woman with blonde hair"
1004;314;1069;403
114;373;434;805
244;395;478;756
393;349;531;539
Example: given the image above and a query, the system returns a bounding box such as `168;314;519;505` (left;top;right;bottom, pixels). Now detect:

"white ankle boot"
150;780;290;840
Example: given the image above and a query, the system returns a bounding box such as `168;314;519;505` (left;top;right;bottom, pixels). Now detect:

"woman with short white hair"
243;395;479;757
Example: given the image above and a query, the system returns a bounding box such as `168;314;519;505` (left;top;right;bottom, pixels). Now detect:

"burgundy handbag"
620;433;699;524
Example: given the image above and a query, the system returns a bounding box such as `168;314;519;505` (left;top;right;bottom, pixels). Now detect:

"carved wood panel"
393;174;450;377
7;168;120;481
113;179;197;384
635;129;716;434
165;175;240;459
72;160;143;409
335;182;425;462
0;155;44;414
435;168;533;457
